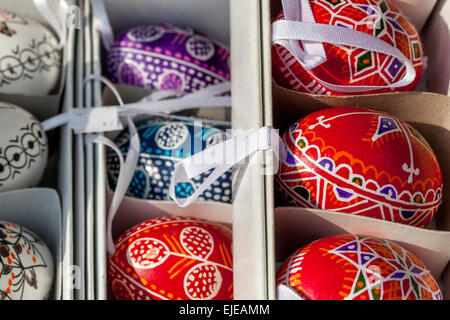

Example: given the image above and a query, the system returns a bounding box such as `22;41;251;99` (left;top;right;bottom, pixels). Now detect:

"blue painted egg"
107;118;233;203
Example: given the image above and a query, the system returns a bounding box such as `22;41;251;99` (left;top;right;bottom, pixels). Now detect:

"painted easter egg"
272;0;424;95
105;24;230;93
0;102;48;192
277;234;442;300
0;221;54;300
277;107;442;227
0;9;61;95
108;216;233;300
107;118;232;203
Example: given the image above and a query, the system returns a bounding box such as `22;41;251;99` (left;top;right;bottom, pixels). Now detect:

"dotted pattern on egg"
107;119;233;203
184;263;221;300
106;24;230;93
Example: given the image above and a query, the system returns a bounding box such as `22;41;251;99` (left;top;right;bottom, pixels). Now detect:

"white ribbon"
169;126;285;207
41;82;232;132
81;76;140;256
273;0;416;92
33;0;67;50
84;118;140;256
277;0;326;69
90;0;115;51
42;77;232;255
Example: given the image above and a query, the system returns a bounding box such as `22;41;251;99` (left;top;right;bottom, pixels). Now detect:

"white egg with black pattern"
0;221;54;300
0;101;48;192
0;9;61;95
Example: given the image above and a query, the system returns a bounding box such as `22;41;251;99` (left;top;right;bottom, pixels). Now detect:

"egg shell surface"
277;106;442;227
277;234;442;300
272;0;424;95
108;216;233;300
0;101;48;192
0;221;54;300
0;9;61;95
106;24;230;93
107;118;233;203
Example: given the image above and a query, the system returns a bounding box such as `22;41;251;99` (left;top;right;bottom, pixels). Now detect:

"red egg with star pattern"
272;0;424;95
277;107;443;227
108;216;233;300
277;234;443;300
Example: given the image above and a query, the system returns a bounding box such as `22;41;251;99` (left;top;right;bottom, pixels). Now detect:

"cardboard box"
261;0;450;300
87;0;270;300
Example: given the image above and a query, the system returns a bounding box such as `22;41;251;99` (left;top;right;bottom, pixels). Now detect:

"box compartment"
88;0;268;300
262;0;450;299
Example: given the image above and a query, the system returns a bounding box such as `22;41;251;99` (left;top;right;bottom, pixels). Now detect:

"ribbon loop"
169;126;284;207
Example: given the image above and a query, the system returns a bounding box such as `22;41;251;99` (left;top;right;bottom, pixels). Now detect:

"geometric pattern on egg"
277;234;442;300
272;0;424;95
0;102;48;192
0;9;61;95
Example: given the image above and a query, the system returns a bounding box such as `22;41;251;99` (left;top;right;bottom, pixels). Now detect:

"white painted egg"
0;9;61;95
0;101;48;192
0;221;54;300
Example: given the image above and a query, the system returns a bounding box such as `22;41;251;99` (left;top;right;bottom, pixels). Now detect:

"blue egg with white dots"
107;118;233;203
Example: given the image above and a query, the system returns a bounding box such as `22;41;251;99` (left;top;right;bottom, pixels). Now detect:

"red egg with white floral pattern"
272;0;424;95
277;234;442;300
108;216;233;300
277;107;443;227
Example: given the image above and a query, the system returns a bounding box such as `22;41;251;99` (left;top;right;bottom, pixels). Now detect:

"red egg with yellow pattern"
277;234;443;300
277;107;443;227
272;0;424;95
108;216;233;300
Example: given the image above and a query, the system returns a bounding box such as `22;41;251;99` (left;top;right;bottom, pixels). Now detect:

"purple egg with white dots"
105;24;230;93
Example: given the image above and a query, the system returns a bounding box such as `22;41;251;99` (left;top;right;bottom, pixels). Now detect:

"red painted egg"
277;234;443;300
277;107;443;227
108;216;233;300
272;0;424;95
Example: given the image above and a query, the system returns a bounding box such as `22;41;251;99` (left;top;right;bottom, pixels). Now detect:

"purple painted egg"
105;24;230;93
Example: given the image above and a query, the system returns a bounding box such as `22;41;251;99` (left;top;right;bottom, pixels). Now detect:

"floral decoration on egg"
0;102;48;192
0;221;54;300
